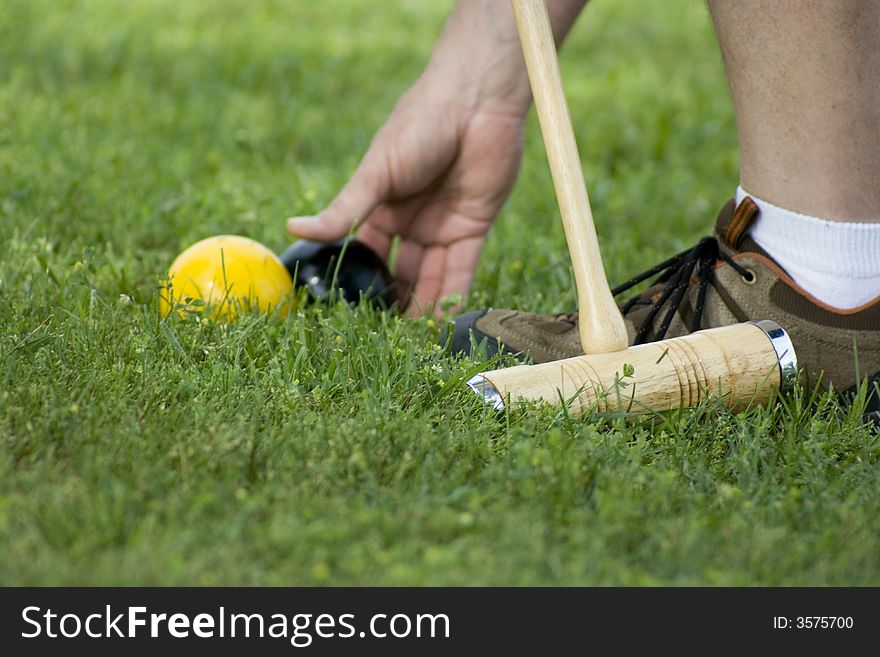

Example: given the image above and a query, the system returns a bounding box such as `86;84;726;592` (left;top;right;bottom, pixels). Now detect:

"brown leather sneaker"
447;197;880;425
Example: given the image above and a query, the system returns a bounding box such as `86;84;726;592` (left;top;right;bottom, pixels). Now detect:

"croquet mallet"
468;0;797;414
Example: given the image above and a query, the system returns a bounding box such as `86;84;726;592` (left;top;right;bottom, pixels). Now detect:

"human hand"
287;0;588;314
286;78;526;314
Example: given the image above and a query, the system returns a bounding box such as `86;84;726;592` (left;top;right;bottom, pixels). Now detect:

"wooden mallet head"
469;0;797;414
469;320;798;413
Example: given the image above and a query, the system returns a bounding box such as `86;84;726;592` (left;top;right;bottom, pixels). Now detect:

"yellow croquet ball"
160;235;293;319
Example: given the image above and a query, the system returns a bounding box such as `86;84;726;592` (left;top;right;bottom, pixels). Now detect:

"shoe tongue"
715;196;760;250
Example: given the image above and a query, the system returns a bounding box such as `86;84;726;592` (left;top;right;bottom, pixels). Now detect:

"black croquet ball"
279;238;394;308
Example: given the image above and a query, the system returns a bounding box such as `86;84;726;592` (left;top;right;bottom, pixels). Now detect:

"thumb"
287;159;386;241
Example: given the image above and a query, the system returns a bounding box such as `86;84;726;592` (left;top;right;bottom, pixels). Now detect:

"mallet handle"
471;322;794;414
512;0;628;354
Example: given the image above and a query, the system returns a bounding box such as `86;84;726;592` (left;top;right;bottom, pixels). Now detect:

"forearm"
425;0;588;114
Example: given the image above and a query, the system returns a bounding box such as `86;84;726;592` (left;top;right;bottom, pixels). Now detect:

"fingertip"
405;296;437;319
286;215;334;240
405;302;425;319
286;215;318;232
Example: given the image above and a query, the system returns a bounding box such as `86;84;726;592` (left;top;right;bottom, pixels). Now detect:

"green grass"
1;0;878;585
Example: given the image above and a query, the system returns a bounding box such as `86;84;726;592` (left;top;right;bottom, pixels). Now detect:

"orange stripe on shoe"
724;197;759;248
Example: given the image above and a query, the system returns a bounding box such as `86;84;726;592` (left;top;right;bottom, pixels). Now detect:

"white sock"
736;186;880;310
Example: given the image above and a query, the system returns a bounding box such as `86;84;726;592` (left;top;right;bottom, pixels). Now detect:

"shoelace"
610;236;754;344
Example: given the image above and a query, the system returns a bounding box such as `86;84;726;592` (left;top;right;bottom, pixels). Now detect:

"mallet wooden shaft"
512;0;628;354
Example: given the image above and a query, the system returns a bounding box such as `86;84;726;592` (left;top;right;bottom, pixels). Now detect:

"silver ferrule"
467;375;505;410
750;320;799;392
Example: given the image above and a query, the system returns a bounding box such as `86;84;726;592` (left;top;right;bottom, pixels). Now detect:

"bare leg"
709;0;880;222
